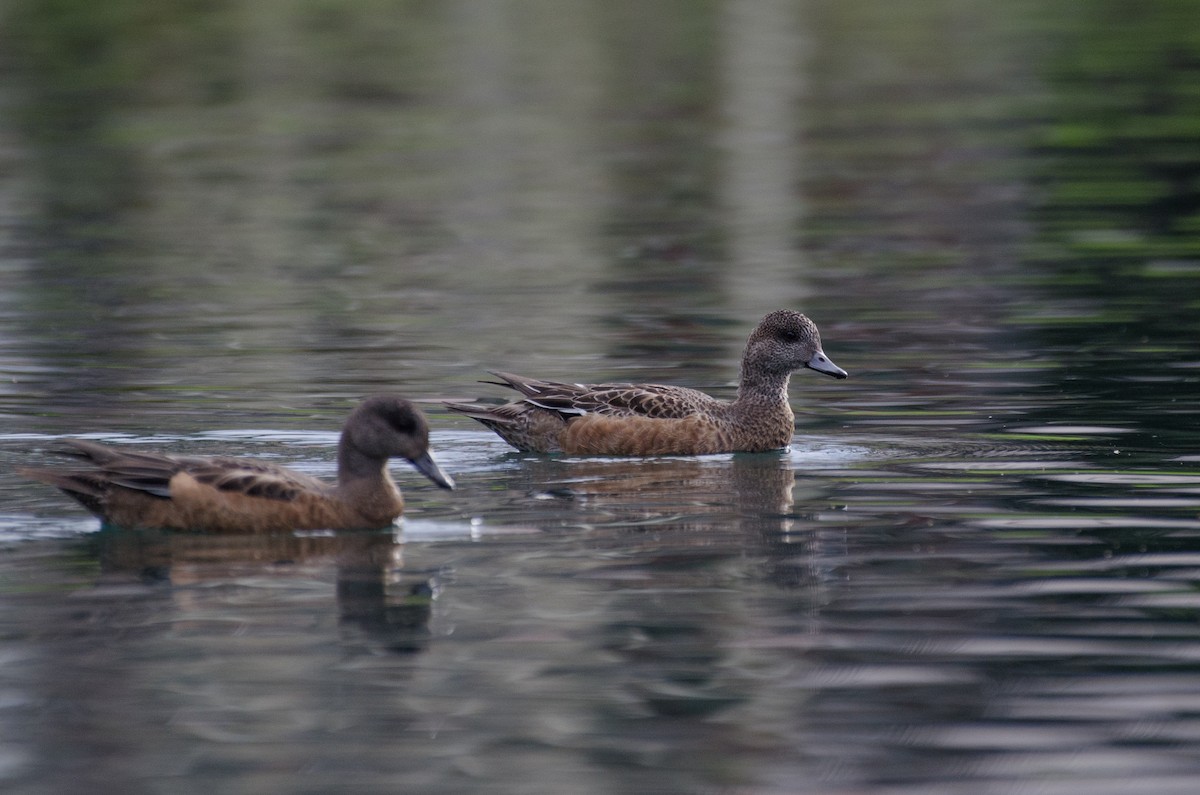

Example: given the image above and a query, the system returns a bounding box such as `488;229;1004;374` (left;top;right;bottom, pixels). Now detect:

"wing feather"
45;442;322;504
486;371;713;420
181;457;321;503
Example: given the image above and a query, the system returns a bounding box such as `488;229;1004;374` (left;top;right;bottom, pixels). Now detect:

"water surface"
2;1;1200;793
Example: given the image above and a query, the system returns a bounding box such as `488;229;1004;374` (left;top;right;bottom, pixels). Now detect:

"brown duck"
21;395;455;532
446;309;847;455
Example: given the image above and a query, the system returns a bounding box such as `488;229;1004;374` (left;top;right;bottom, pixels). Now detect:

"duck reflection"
89;525;438;654
333;530;439;654
511;452;799;527
510;452;826;588
499;452;828;728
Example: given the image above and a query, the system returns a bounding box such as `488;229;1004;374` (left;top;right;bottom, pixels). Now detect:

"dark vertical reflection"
592;1;731;375
1024;1;1200;451
6;0;146;250
3;0;245;419
801;0;1033;312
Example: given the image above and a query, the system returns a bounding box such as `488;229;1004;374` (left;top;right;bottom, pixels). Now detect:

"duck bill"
806;350;848;379
410;450;456;490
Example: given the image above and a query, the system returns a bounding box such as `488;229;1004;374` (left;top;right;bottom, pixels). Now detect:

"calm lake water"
3;1;1200;793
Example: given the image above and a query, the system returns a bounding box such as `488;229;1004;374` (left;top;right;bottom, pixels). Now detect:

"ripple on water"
975;516;1200;531
0;514;95;542
1039;497;1200;509
913;460;1088;471
1044;472;1200;486
787;440;876;469
1006;425;1137;436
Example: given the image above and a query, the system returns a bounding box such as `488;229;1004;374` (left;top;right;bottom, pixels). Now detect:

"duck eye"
382;408;417;434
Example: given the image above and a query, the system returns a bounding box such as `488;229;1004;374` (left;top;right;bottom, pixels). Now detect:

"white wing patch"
527;398;588;416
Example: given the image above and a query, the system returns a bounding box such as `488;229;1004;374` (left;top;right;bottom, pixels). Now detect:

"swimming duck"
21;395;454;532
446;309;847;455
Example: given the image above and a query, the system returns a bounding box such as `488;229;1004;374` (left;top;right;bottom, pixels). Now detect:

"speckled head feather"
446;310;847;455
20;395;455;533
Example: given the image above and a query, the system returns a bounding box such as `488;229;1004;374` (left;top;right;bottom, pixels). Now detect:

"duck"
21;395;455;532
445;309;847;455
